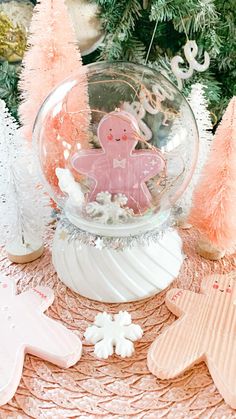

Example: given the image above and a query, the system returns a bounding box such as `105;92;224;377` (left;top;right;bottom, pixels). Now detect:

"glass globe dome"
33;61;198;236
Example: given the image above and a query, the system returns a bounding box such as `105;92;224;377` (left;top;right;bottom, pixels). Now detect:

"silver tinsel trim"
59;215;174;251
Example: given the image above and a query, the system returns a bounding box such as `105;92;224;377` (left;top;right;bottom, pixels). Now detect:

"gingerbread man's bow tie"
113;158;126;169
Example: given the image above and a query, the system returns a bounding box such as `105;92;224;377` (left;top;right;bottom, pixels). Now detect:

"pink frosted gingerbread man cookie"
0;275;82;406
147;273;236;408
71;111;165;213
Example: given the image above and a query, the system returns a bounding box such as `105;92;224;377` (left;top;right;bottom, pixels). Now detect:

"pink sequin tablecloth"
1;229;236;419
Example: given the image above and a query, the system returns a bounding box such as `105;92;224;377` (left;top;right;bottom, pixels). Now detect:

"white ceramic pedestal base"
52;224;184;303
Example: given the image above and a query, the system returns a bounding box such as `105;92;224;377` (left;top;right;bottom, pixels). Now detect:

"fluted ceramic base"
52;222;184;303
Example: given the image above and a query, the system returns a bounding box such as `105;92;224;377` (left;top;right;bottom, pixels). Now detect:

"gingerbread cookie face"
201;274;236;298
97;111;138;153
147;273;236;409
0;275;82;406
71;111;165;213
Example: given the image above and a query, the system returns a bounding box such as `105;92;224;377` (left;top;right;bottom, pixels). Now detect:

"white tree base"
52;222;184;303
6;238;44;264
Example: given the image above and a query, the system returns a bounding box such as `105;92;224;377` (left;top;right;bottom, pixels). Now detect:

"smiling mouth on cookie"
212;279;233;294
115;138;121;142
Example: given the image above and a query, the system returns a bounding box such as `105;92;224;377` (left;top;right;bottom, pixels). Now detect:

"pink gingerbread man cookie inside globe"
71;111;165;213
147;273;236;409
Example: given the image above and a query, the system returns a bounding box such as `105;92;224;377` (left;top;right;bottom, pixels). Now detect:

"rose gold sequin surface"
0;229;236;418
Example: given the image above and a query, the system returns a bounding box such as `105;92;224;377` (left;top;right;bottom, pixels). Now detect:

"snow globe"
34;61;198;302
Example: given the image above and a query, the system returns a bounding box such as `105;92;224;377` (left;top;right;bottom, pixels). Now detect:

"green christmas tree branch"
0;61;20;120
92;0;236;122
1;0;235;124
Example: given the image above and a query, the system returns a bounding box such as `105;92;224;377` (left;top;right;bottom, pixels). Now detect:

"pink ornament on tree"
71;111;165;213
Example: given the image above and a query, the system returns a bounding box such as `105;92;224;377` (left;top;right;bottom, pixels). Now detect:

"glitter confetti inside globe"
34;61;198;236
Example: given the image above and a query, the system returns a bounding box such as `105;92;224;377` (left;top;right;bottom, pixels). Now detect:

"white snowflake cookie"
84;311;143;359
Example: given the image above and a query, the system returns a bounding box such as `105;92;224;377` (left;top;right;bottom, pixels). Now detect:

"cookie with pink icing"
71;111;165;213
147;273;236;408
0;275;82;406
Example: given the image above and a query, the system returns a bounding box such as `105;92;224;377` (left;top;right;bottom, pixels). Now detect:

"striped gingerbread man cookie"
147;273;236;408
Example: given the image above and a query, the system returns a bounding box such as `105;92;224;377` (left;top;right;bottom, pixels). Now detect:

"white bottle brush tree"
0;99;50;263
176;83;213;225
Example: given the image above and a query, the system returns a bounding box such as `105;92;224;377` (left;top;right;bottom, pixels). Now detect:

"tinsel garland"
60;215;174;251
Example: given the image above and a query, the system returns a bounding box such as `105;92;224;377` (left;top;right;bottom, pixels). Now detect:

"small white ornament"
66;0;104;56
56;168;84;208
84;311;143;359
86;191;134;224
94;237;104;250
170;40;210;90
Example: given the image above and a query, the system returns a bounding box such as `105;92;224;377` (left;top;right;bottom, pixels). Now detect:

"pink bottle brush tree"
19;0;90;190
189;96;236;259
